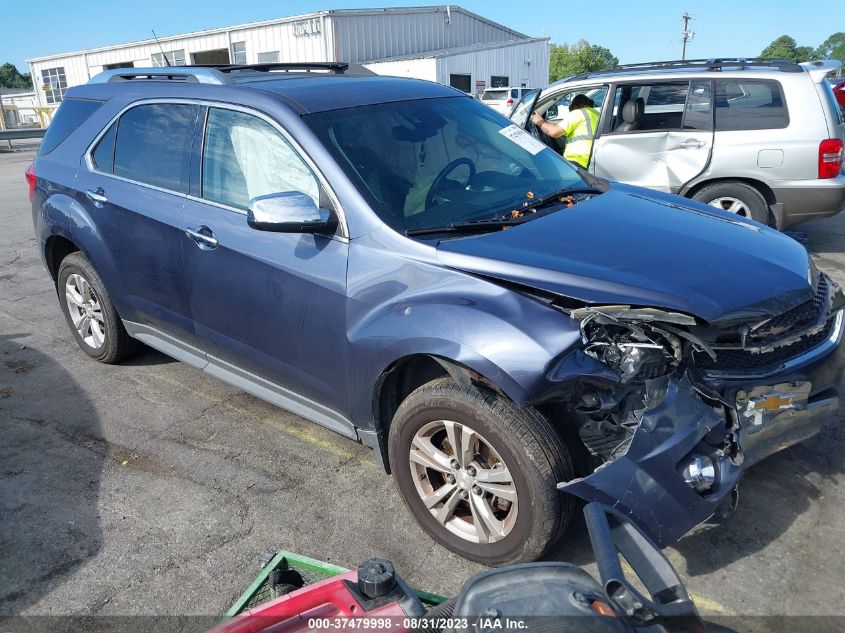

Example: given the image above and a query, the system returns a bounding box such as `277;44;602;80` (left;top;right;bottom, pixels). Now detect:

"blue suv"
29;63;845;565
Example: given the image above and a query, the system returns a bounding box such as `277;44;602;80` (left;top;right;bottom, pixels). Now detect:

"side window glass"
202;108;320;210
714;80;789;131
113;103;196;193
92;122;117;173
611;83;687;133
682;81;712;131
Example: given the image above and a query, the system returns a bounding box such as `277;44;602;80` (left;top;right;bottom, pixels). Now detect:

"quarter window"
38;98;102;155
91;121;117;171
112;103;197;193
714;80;788;131
151;50;186;67
202;108;319;210
41;67;67;104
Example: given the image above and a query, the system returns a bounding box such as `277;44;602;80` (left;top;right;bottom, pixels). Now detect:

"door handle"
85;188;108;205
185;226;219;249
680;138;706;149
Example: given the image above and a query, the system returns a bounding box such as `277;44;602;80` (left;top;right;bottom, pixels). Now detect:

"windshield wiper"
405;217;528;237
405;185;605;238
526;185;604;211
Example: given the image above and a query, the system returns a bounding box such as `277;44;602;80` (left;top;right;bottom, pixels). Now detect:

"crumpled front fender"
559;374;742;547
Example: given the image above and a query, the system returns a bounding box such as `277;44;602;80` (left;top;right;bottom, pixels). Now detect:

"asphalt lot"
1;144;844;624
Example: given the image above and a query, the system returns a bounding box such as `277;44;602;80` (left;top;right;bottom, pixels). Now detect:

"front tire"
692;181;770;225
57;252;139;364
388;377;573;565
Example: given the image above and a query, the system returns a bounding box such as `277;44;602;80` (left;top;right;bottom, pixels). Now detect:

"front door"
74;102;200;343
591;80;714;191
180;106;350;418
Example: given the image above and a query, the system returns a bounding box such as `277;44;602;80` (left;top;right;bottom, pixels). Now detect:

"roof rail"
209;62;376;76
88;67;230;85
566;57;805;82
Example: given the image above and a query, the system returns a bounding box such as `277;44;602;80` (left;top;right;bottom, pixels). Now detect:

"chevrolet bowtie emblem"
754;394;794;413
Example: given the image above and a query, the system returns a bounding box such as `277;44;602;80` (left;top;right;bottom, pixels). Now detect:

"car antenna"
151;29;172;67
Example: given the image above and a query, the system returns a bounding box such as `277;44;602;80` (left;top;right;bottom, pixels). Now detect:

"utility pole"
681;12;694;60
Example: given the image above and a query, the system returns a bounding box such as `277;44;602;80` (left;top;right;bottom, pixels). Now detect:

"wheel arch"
44;234;82;283
370;353;514;473
682;177;778;226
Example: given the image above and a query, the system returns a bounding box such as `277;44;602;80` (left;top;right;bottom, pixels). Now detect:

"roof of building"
27;5;529;64
364;37;549;64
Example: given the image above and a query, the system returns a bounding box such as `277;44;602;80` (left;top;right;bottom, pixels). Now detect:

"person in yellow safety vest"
530;94;600;169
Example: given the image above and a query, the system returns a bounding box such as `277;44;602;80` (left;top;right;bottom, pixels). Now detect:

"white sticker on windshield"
498;124;548;155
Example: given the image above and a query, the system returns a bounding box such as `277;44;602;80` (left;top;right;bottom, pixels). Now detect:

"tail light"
506;98;514;106
25;163;36;202
819;139;843;179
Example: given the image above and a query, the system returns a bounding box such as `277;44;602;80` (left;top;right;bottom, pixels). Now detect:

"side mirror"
247;191;338;234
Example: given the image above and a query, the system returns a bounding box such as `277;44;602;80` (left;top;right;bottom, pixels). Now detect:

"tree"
815;32;845;64
549;40;619;83
0;63;32;89
760;35;814;63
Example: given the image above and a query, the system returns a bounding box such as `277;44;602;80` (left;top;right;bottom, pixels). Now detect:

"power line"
681;12;695;60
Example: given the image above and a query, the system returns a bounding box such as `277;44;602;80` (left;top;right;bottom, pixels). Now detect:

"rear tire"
57;252;140;364
692;181;770;225
388;377;573;565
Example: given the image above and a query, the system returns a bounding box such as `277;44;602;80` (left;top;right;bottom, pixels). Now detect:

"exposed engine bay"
549;273;845;544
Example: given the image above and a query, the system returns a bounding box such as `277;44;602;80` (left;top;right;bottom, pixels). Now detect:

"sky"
1;0;841;72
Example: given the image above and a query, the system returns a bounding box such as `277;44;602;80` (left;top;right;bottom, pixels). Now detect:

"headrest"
622;97;644;123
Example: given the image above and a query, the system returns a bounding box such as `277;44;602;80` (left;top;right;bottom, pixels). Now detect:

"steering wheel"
425;158;476;210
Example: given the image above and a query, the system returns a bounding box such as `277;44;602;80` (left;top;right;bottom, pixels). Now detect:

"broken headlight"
572;306;688;383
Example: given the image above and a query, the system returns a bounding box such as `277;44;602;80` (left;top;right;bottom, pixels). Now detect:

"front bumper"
557;314;845;547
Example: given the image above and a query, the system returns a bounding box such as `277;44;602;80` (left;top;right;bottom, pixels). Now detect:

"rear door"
591;80;714;191
180;105;351;422
74;101;200;344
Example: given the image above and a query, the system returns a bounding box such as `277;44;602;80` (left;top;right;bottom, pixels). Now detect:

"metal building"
26;5;549;112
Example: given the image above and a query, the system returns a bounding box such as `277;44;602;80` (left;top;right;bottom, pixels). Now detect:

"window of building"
202;108;319;210
714;80;788;131
449;74;472;93
38;98;102;155
491;75;509;88
231;42;247;65
257;51;280;64
151;50;186;67
112;103;197;193
41;67;67;104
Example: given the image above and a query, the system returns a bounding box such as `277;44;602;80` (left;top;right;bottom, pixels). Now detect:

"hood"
436;185;813;323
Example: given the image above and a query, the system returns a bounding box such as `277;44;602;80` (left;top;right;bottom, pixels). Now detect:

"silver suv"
510;58;845;228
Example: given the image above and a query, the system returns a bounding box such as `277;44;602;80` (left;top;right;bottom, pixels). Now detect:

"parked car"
510;58;845;229
831;76;845;109
480;86;534;115
30;63;845;566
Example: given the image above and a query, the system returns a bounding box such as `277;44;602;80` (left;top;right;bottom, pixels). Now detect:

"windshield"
304;97;583;234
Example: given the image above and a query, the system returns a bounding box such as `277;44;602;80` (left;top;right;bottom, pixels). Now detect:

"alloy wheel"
708;196;750;217
64;273;106;349
408;419;518;544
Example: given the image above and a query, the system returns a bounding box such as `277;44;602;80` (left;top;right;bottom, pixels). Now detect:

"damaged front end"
549;284;845;547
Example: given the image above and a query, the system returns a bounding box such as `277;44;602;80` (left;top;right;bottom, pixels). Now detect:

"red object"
25;163;36;202
506;98;514;106
819;139;844;179
833;79;845;108
210;570;411;633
